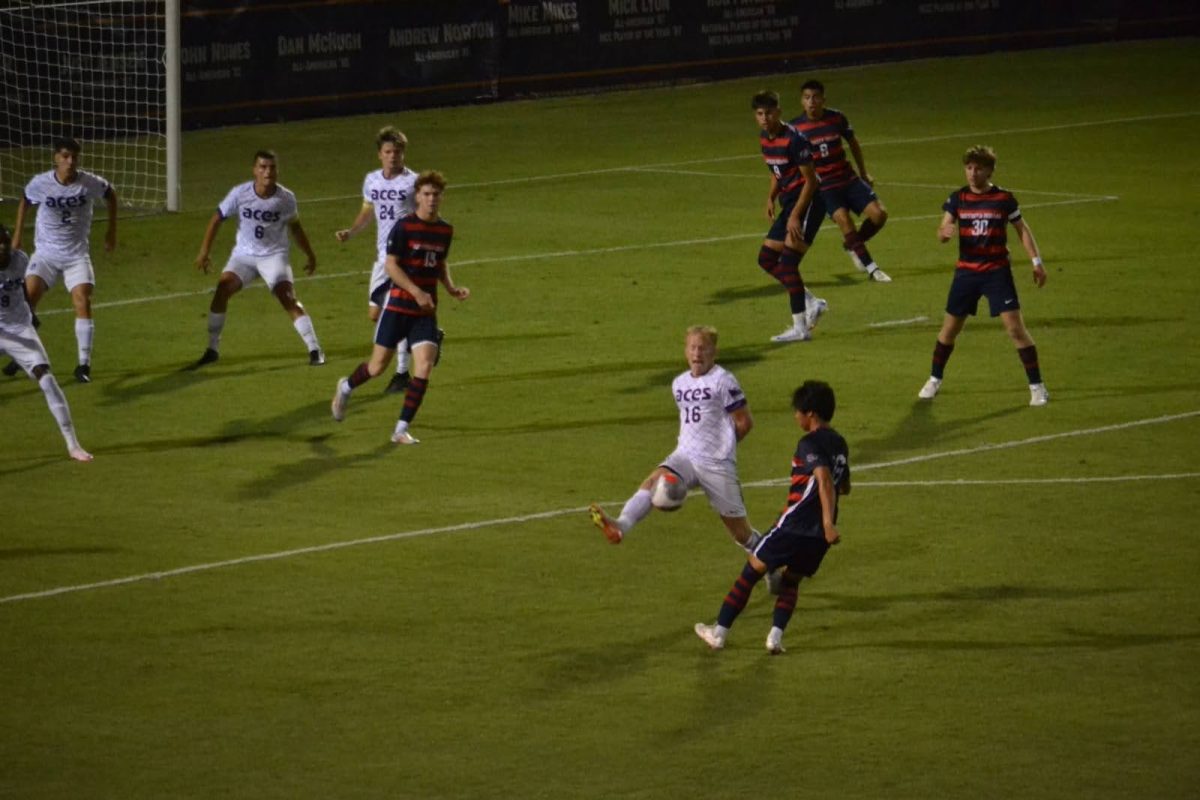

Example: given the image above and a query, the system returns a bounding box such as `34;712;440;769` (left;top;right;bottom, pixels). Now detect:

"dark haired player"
752;90;828;342
330;170;469;444
695;380;849;654
918;145;1048;406
791;80;891;283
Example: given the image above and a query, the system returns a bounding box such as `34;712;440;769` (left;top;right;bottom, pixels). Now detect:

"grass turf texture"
2;39;1198;798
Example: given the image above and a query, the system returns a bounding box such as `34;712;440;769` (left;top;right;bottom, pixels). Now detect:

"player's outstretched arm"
104;187;118;252
440;266;470;301
335;202;374;242
1013;218;1046;288
12;198;30;252
848;136;872;186
194;212;224;273
290;220;317;275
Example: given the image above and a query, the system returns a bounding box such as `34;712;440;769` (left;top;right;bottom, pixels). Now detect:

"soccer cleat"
68;447;94;462
847;249;867;273
309;348;326;366
867;266;893;283
765;568;784;596
765;629;786;655
73;364;91;383
194;348;220;367
918;377;941;399
589;503;623;544
694;623;726;651
331;381;349;422
805;297;828;330
384;371;410;394
2;359;20;377
770;326;811;343
391;430;420;445
1029;383;1049;407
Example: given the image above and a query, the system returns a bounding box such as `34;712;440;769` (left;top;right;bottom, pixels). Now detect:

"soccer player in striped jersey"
335;126;421;394
918;145;1048;406
589;325;761;552
0;225;92;461
792;80;892;283
753;90;828;343
330;171;469;445
191;150;324;368
3;137;117;383
695;380;849;654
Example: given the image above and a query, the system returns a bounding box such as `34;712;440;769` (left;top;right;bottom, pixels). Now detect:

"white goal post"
0;0;181;213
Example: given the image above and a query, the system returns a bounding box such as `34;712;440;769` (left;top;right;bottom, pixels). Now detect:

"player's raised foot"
68;447;94;462
1029;383;1049;407
765;628;786;655
384;371;410;394
309;348;326;366
2;359;19;377
694;623;726;651
918;376;941;400
331;380;349;422
73;364;91;383
194;348;220;368
847;248;867;273
589;503;623;544
805;297;828;330
391;430;420;445
770;326;811;343
867;265;892;283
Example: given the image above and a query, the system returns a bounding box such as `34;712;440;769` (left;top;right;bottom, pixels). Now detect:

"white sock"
293;314;320;351
207;312;225;350
617;488;653;533
39;373;81;450
74;318;94;365
395;343;410;374
393;419;409;436
791;313;809;331
338;378;353;398
715;624;730;640
804;288;815;304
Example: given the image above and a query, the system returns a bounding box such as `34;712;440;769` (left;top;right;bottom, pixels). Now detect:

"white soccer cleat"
331;380;349;421
847;249;867;273
918;377;942;400
1029;383;1049;407
694;623;726;651
867;265;892;283
770;327;811;343
765;628;786;655
805;297;828;330
391;430;420;445
68;447;93;462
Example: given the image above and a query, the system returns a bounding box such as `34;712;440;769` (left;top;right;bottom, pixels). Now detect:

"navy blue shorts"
369;281;390;308
755;525;830;577
374;310;439;350
768;190;825;245
945;266;1020;318
820;177;877;216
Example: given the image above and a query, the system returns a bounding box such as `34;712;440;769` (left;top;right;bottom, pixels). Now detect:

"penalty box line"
1;409;1197;607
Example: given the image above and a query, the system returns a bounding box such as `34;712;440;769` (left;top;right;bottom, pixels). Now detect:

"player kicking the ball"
589;325;760;553
330;170;468;445
0;224;92;461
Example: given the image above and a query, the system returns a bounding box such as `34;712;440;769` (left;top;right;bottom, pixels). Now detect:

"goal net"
0;0;180;213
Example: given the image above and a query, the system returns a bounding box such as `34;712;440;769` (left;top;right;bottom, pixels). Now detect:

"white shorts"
223;253;293;290
27;253;95;292
368;259;388;306
0;322;51;373
660;450;747;518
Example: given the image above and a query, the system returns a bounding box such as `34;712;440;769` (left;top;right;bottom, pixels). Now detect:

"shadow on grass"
97;353;317;406
236;434;394;500
809;583;1130;613
853;399;1025;464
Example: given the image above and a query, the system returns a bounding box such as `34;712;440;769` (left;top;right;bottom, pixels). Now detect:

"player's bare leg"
274;281;323;365
194;273;242;367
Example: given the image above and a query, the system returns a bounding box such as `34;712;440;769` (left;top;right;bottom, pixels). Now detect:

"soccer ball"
650;472;688;512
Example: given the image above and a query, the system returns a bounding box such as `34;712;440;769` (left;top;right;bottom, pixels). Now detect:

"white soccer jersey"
363;167;417;291
671;364;747;465
0;248;33;327
217;181;299;259
24;169;111;259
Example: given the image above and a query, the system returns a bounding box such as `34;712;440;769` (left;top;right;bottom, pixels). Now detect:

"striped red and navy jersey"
772;426;850;536
790;109;857;190
759;123;814;198
384;213;453;315
943;184;1022;272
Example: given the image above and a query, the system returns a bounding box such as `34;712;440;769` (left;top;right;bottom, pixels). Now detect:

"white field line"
36;192;1112;319
2;409;1197;606
868;315;928;328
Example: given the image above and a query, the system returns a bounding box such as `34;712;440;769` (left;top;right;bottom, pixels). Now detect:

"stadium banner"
179;0;1188;128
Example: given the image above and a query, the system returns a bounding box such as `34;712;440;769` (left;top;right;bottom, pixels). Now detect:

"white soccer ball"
650;472;688;512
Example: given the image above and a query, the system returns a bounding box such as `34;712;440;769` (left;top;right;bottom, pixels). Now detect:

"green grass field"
2;38;1198;799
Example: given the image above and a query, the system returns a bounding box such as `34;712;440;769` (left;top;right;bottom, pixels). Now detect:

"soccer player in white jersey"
4;137;117;384
0;225;92;461
334;126;420;393
191;149;324;367
590;325;759;552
